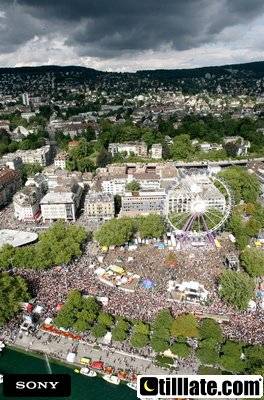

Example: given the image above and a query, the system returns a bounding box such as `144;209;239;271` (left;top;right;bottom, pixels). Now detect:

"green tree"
54;291;100;331
96;147;112;168
219;340;246;372
218;167;260;204
130;333;149;348
0;245;16;270
171;342;191;358
244;345;264;371
98;312;114;327
91;323;108;338
171;314;199;338
94;218;135;247
115;317;130;331
133;321;150;335
151;336;169;352
241;248;264;277
111;326;128;342
199;319;223;342
126;180;141;192
219;271;254;310
0;273;30;325
171;134;195;160
196;347;219;366
137;215;166;239
153;309;174;331
224;142;239;158
155;355;173;367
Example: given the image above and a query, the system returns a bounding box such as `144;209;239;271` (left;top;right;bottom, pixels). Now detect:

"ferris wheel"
166;176;232;247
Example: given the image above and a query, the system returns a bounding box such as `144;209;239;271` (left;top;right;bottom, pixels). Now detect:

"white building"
101;176;127;195
223;136;251;156
40;182;83;222
13;185;42;221
12;126;31;141
108;142;148;157
21;112;37;122
0;120;10;131
15;145;52;167
166;175;226;214
150;143;163;159
54;152;68;170
22;92;30;106
120;189;166;217
25;173;48;194
0;154;22;170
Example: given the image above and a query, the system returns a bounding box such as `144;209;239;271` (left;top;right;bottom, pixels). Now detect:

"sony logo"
16;381;60;390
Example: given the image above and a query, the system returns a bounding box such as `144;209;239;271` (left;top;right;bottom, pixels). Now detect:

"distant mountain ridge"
136;60;264;79
0;60;263;78
0;61;263;95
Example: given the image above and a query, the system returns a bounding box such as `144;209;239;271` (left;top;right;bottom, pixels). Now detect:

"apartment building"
101;175;127;195
15;145;52;167
223;136;251;156
108;142;148;157
85;192;115;221
54;152;69;169
120;189;166;217
40;181;83;222
0;167;22;207
0;120;10;131
13;185;42;221
150;143;163;159
0;154;23;170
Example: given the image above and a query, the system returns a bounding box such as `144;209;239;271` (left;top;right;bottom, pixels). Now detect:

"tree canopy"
94;217;135;247
199;318;223;342
54;290;101;332
126;180;141;192
137;214;166;239
94;214;166;246
0;221;87;270
241;247;264;277
171;314;199;338
0;273;30;326
218;167;260;204
219;270;254;310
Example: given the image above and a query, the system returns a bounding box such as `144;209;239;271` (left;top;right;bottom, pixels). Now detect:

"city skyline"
0;0;263;71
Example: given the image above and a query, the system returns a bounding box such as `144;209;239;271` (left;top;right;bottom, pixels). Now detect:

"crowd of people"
5;240;263;346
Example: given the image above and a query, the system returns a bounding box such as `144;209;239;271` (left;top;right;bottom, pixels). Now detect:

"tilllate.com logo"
137;375;263;398
139;376;159;396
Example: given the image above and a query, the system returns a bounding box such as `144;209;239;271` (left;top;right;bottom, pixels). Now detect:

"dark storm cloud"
1;0;264;58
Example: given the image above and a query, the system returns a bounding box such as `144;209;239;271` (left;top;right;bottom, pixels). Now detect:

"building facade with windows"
85;192;115;221
120;189;166;217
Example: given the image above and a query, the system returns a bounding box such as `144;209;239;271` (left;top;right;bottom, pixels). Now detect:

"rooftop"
40;191;75;204
0;229;38;248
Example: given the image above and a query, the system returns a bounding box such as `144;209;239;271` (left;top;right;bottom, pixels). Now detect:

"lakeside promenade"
11;330;197;376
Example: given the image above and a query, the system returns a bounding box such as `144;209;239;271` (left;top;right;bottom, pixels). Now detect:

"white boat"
127;382;137;391
0;374;3;384
102;375;120;385
79;367;97;377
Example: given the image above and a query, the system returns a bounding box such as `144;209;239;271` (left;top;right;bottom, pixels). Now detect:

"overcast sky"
0;0;264;71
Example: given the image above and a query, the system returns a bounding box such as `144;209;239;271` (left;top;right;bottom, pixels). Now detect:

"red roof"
91;361;104;369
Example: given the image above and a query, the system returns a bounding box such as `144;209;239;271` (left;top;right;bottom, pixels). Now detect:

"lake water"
0;348;137;400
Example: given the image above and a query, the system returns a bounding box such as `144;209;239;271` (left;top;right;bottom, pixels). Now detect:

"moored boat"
74;367;97;377
127;382;137;390
102;374;120;385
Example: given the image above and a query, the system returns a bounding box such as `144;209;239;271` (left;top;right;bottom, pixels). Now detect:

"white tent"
66;352;76;363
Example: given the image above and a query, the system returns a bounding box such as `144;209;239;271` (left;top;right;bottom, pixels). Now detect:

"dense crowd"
6;241;263;345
